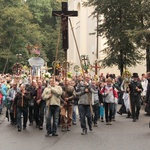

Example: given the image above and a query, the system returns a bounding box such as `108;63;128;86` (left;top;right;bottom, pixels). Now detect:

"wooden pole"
69;18;93;114
53;25;61;77
69;18;85;78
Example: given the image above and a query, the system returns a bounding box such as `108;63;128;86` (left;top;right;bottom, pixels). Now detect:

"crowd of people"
0;71;150;136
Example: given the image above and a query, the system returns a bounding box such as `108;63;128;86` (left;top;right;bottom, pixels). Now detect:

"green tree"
26;0;64;68
84;0;145;75
0;0;42;73
128;0;150;72
0;0;63;74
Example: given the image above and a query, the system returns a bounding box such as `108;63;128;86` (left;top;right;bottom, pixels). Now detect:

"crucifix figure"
52;2;78;82
52;2;78;51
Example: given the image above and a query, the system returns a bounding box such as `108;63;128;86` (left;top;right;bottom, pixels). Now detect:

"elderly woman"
100;78;118;125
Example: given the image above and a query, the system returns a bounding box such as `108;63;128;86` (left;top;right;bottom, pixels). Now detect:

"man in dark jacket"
33;80;45;130
14;84;30;131
61;79;76;132
129;73;143;122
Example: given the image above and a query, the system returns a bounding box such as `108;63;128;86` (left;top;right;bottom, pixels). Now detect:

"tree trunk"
119;48;124;76
146;45;150;72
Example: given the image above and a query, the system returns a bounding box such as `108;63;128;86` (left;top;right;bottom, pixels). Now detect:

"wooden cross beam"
52;2;78;51
81;55;90;73
91;60;101;75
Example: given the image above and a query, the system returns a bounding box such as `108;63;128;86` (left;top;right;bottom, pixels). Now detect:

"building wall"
68;0;146;77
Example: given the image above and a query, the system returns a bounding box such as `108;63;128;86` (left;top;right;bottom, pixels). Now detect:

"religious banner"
28;57;45;78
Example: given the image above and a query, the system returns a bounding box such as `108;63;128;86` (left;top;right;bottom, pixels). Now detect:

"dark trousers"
34;101;45;127
46;105;60;134
118;99;127;114
17;107;28;128
92;103;99;124
104;103;114;122
10;102;17;124
130;96;141;119
78;104;92;130
29;106;34;124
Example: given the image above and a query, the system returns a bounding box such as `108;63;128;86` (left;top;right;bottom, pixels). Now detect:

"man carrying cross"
52;2;78;132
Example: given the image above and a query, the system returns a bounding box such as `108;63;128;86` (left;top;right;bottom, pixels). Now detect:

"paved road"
0;107;150;150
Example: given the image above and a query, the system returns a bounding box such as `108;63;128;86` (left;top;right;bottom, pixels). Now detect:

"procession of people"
0;70;150;136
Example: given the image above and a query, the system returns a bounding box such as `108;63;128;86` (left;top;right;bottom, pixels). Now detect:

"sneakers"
101;117;104;122
52;133;58;136
109;121;112;125
39;126;43;130
81;129;87;135
61;127;66;132
45;132;58;137
72;122;76;125
45;132;52;137
106;122;109;125
106;121;112;125
117;111;122;115
133;118;136;122
29;122;33;126
18;127;21;132
89;127;93;131
23;126;26;130
67;127;71;131
94;124;98;127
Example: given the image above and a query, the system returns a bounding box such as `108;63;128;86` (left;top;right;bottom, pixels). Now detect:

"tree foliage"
0;0;63;74
83;0;149;75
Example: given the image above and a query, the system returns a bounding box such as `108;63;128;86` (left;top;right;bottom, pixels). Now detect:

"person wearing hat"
129;73;143;122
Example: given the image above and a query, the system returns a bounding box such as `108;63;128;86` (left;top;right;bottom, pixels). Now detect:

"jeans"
72;105;76;123
0;104;3;114
78;105;92;130
93;103;99;124
17;107;28;128
104;103;114;122
34;101;45;127
100;105;104;118
46;105;60;134
112;103;117;119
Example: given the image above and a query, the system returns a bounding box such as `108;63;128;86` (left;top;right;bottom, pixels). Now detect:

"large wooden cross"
52;2;78;51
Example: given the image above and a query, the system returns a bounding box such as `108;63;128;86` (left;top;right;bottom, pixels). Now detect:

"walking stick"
69;18;93;115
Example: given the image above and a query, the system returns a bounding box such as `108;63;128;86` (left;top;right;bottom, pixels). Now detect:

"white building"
67;0;146;77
